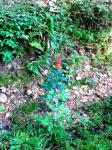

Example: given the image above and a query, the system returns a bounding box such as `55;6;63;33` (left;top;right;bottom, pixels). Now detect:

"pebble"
43;69;48;75
85;64;91;70
107;72;112;77
0;87;7;93
12;87;18;93
31;93;38;100
7;64;12;70
26;89;32;96
76;75;82;80
92;76;98;83
5;112;11;119
72;86;78;90
0;93;7;103
82;98;88;103
74;91;80;97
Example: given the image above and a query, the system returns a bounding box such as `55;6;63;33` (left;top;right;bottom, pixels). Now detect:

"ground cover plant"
0;93;112;149
0;0;112;150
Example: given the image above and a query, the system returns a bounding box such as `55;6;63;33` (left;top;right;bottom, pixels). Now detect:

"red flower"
55;55;61;70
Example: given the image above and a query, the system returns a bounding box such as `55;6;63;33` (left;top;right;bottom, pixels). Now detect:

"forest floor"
0;57;112;127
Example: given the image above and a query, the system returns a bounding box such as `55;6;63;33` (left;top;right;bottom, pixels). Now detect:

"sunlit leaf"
30;41;43;51
0;105;6;112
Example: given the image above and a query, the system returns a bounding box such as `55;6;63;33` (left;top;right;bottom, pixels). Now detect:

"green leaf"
1;50;13;63
49;16;54;33
21;34;29;40
26;62;39;74
0;105;6;112
0;19;3;25
30;41;43;51
6;40;17;48
51;36;57;50
5;31;13;37
0;40;3;47
60;91;68;101
53;113;59;121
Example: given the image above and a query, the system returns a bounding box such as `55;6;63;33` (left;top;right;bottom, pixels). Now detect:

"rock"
43;69;48;75
0;93;7;103
95;92;104;99
81;85;88;91
7;64;12;70
85;64;91;70
31;93;38;100
74;91;80;97
79;49;86;55
26;89;32;96
36;0;46;7
11;61;21;70
5;112;11;119
92;76;98;85
10;94;15;101
76;75;82;80
78;88;84;94
107;82;112;88
0;87;7;93
12;87;18;93
32;85;38;93
72;86;78;90
6;89;11;95
107;72;112;77
82;98;88;103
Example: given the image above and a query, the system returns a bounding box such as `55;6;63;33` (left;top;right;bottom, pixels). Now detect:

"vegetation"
0;94;112;149
0;0;112;150
0;0;111;65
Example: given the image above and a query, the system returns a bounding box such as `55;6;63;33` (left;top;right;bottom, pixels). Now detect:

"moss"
0;71;14;86
0;70;35;87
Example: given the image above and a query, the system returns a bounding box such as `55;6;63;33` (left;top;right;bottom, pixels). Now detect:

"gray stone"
107;72;112;77
0;93;7;103
5;112;11;119
26;89;32;96
0;87;7;93
76;75;82;80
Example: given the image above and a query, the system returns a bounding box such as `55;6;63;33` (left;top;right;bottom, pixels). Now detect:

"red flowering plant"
55;54;61;71
41;54;68;91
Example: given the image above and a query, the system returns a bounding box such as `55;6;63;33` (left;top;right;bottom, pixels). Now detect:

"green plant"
0;0;111;68
73;96;112;149
1;92;112;149
25;52;51;75
0;71;14;85
69;0;112;55
62;51;88;85
92;51;112;67
0;50;13;63
0;1;72;63
70;0;112;30
43;69;67;90
0;105;6;112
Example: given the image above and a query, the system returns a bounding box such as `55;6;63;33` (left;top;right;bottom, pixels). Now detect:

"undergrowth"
0;0;111;66
0;93;112;149
0;65;112;149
